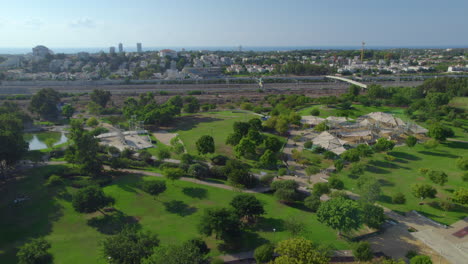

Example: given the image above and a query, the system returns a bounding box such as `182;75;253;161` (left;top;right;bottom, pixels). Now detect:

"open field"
449;97;468;111
0;165;348;263
169;111;257;156
334;142;468;225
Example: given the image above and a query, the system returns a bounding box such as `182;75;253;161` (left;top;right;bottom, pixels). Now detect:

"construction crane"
361;41;366;62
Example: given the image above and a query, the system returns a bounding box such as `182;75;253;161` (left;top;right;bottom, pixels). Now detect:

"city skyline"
0;0;467;48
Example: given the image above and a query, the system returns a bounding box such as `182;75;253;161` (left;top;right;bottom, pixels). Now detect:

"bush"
410;255;433;264
462;172;468;182
350;162;366;175
303;140;313;149
457;157;468;170
312;182;330;196
45;174;63;187
334;159;344;172
323;151;337;159
384;155;396;161
352;241;373;262
141;180;166;197
17;238;52;264
328;177;344;190
341;149;360;162
270;180;298;191
305;166;320;176
310;108;320;116
423;139;439;149
254;243;274;264
392;192;406;204
278;168;287;176
211;155;229;165
259;174;275;187
418;168;430;175
304;195;321;212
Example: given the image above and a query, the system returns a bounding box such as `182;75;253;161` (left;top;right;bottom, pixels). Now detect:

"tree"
406;136;417;147
259;149;277;169
196;135;215;155
29;88;61;119
247;129;264;146
86;117;99;127
273;237;330;264
373;138;395;152
411;184;437;200
348;84;361;97
44;138;56;151
312;182;330;196
101;227;159;264
254;243;274;264
310;108;320;116
341;149;360;162
357;176;381;204
334;159;344;172
226;132;243;146
304;195;321;212
156;148;171;161
314;121;329;132
230;194;265;222
198;207;241;242
90;89;112;108
457;157;468;170
234;138;256;158
392;192;406;204
142;180;166;200
361;203;385;229
353;241;373;262
72;186;114;214
183;96;200;113
61;104;75;119
428;123;454;141
410;255;433;264
233;121;251;136
0;114;29;180
317;197;362;235
249;118;263;131
264;136;283;152
274;188;297;203
143;240;207;264
164;168;185;184
17;238;52;264
328;177;344;190
139;150;152;164
427;170;448;186
188;163;209;180
452;187;468;204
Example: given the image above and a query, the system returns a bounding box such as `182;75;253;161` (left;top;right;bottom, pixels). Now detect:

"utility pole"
361;41;366;62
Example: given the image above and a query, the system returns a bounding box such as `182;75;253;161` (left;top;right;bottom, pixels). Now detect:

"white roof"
363;112;405;127
301;116;325;125
312;131;348;155
338;130;372;137
407;123;429;134
326;116;349;124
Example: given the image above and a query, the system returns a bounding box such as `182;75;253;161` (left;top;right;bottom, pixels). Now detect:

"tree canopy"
317;197;362;235
196;135;215;155
29;88;61;119
273;237;330;264
72;186;114;214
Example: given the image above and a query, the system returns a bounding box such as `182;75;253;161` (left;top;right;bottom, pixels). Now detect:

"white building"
159;49;178;59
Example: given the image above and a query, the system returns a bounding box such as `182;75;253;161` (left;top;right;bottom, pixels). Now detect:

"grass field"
0;165;348;264
449;97;468;111
333;142;468;225
297;104;407;120
169;111;258;156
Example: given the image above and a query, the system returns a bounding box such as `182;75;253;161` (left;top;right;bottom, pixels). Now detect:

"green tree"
143;240;207;264
141;180;166;200
226;132;243;146
314;121;329;132
428;123;454;141
353;241;373;262
247;129;264;146
373;138;395;152
334;159;344;172
273;237;330;264
101;227;159;264
357;176;382;204
310;108;320;116
428;170;448;186
456;157;468;170
392;192;406;204
61;104;75;119
72;186;114;215
234;138;256;158
452;187;468;204
44;138;56;151
328;177;344;190
410;255;433;264
86;117;99;127
254;243;274;264
164;168;185;184
317;197;362;236
361;203;385;229
29;88;61;119
156;148;171;161
188;163;209;180
411;184;437;200
406;135;417;147
196;135;215;155
17;238;52;264
233;121;251;136
312;182;330;196
304;195;321;212
259;149;277;169
230;194;265;222
90;89;112;108
198;207;241;242
341;149;360;162
264;136;283;152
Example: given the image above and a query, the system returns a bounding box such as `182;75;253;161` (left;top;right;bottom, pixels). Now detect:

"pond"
24;132;69;150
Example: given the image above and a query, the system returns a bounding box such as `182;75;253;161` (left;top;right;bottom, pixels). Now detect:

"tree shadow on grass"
378;179;395;187
417;151;458;159
163;200;197;216
379;194;393;204
219;230;269;254
444;141;468;150
182;187;208;199
427;201;468;214
368;160;401;170
255;217;285;232
389;151;421;161
365;165;391;174
87;211;141;235
169;116;224;132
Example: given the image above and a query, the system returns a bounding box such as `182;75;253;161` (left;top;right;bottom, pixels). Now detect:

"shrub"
328;177;344;190
323;151;337;159
423;139;439;149
341;149;360;162
259;174;275;187
210;258;225;264
45;174;63;187
270;180;298;191
334;159;344;172
384;155;396;161
211;155;229;166
457;157;468;170
350;162;366;175
278;168;287;176
410;255;433;264
17;238;52;264
392;192;406;204
305;166;320;176
462;172;468;182
312;182;330;196
418;168;430;175
304;195;321;212
353;241;373;262
303;140;313;149
254;243;275;264
310;108;320;116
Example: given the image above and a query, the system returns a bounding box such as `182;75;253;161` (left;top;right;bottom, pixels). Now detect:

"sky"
0;0;467;49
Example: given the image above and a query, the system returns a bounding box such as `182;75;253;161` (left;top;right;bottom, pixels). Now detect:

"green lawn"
0;165;348;264
297;104;406;120
333;142;468;225
449;97;468;111
169;111;258;156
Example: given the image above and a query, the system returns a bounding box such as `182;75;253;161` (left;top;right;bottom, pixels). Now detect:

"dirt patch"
153;131;178;145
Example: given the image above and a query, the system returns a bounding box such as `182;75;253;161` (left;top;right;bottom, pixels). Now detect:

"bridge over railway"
325;75;368;89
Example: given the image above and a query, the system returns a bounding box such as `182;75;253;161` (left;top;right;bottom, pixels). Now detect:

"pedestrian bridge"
325;75;368;89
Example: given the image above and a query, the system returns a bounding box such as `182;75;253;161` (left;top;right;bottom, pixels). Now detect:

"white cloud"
69;18;96;28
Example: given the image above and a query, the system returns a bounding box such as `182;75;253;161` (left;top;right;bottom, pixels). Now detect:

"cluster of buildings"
1;45;467;81
300;112;428;155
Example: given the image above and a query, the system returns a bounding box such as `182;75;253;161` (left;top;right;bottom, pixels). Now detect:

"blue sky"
0;0;467;48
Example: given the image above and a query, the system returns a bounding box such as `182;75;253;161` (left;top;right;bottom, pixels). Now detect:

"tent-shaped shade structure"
301;116;325;126
312;131;348;155
358;112;405;127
